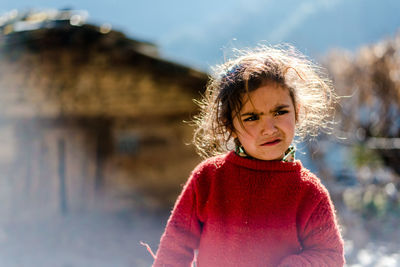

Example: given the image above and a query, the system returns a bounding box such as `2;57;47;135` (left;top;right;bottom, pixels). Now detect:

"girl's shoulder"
183;153;230;192
190;152;229;177
298;167;331;197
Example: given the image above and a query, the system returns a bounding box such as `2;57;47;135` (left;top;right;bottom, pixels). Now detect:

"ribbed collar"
225;151;302;172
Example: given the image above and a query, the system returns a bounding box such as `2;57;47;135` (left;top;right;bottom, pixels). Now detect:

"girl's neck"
234;145;296;162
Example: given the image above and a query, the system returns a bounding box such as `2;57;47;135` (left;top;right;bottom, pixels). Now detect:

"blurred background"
0;0;399;266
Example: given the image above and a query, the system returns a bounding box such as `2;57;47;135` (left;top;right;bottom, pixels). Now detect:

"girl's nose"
261;117;278;135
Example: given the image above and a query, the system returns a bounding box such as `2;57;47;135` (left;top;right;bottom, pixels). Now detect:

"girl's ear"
231;131;237;138
295;103;301;123
227;124;238;138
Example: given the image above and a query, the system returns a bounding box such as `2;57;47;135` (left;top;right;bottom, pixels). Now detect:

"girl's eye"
243;114;259;122
275;110;289;116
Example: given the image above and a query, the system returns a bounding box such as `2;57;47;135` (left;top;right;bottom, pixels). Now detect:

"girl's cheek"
245;124;258;132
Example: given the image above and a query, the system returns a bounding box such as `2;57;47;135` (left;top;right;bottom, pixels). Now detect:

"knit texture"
153;151;345;267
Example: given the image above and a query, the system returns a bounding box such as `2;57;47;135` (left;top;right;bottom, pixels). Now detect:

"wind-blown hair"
193;44;337;158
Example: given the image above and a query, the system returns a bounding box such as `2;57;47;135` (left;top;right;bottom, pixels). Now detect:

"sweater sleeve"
152;175;202;267
277;188;345;267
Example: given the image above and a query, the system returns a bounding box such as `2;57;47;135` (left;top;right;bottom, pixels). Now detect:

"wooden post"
58;138;68;215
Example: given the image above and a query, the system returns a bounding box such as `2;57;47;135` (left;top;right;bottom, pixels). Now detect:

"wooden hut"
0;9;208;222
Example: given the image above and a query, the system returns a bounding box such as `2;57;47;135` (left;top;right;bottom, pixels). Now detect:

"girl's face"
232;83;296;161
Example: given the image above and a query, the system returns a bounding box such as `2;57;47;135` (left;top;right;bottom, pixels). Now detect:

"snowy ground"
0;212;399;267
0;212;167;267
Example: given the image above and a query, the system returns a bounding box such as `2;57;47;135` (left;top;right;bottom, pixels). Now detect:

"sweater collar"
225;151;302;172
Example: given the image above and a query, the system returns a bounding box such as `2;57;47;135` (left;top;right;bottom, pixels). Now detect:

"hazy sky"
2;0;400;70
0;0;241;44
1;0;239;68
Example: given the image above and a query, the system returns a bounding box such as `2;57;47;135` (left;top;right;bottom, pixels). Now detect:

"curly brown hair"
192;44;337;158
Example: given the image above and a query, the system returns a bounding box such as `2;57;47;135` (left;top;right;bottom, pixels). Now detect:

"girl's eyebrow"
241;104;290;117
241;112;258;117
272;104;290;111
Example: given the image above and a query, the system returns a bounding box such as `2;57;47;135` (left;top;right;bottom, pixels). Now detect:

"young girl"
152;45;345;266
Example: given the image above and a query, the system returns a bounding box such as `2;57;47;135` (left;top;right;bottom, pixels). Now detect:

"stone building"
0;9;208;223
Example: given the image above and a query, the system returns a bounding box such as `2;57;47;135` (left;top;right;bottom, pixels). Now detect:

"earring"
282;145;296;162
234;138;248;157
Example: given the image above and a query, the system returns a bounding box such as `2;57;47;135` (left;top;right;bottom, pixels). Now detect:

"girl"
152;45;345;266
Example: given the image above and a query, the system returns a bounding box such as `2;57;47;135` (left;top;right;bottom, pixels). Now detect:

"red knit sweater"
153;151;345;267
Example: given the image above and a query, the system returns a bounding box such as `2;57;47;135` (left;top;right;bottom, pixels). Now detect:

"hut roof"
0;8;206;79
0;9;208;118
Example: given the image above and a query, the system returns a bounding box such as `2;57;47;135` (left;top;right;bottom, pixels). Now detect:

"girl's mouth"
261;139;281;146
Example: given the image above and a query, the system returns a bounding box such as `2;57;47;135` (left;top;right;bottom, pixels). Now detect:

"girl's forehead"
241;84;293;108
